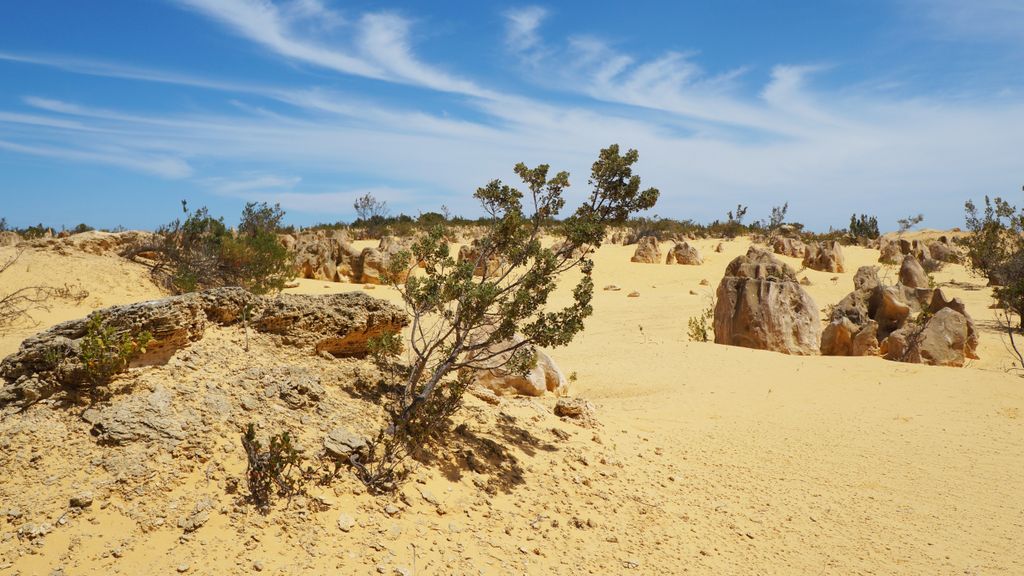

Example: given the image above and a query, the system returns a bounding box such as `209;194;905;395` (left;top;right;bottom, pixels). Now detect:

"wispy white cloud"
172;0;493;98
0;139;192;178
503;6;547;57
0;4;1022;227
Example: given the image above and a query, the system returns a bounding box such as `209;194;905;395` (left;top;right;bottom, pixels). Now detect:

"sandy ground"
0;237;1022;575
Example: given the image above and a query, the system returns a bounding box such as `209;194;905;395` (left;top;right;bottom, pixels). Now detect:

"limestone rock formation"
802;241;845;273
630;236;661;264
898;254;929;289
821;266;978;365
772;237;807;258
665;241;703;265
468;340;568;397
713;248;821;355
0;288;407;407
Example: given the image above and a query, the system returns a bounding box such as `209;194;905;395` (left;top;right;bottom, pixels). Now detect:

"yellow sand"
1;238;1021;575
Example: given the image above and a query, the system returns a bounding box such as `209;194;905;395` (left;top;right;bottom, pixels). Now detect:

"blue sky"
1;0;1022;231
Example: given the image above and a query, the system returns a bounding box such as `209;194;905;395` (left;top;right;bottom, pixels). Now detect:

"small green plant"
241;424;307;514
568;371;578;383
687;303;715;342
78;314;152;389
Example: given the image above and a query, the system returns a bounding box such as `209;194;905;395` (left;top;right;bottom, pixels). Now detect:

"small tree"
896;213;924;236
958;191;1024;367
768;203;788;232
724;204;748;238
354;145;659;490
849;214;879;240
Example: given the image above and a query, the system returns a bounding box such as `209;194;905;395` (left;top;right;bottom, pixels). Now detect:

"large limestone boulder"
898;254;929;289
713;248;821;355
359;236;413;284
0;288;408;407
802;241;845;273
881;307;975;367
772;237;807;258
630;236;661;264
468;339;568;397
665;241;702;265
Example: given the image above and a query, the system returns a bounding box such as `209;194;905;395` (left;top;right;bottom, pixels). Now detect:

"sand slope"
0;237;1021;575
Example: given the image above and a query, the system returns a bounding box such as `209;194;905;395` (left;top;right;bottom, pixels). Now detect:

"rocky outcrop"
772;237;807;258
0;288;407;407
22;230;161;256
802;241;845;273
292;230;360;282
879;236;957;268
630;237;661;264
713;248;821;355
665;241;702;265
821;266;978;365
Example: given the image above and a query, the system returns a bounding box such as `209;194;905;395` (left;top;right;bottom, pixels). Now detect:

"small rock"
627;291;640;298
177;564;190;573
603;285;621;291
70;492;94;509
324;427;367;459
336;513;355;532
383;504;400;516
253;560;264;571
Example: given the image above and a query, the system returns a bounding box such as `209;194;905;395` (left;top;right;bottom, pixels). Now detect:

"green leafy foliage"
958;194;1024;330
152;202;292;294
355;144;659;491
849;214;879;240
78;314;152;388
241;424;305;514
687;303;715;342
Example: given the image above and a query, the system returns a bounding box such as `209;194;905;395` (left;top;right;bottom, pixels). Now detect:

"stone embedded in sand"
665;241;703;265
853;266;881;292
467;338;568;397
630;237;661;264
324;427;367;459
899;254;929;289
802;241;845;273
713;248;821;355
178;497;213;533
70;492;94;509
81;385;187;446
336;513;356;532
554;397;597;426
458;240;504;277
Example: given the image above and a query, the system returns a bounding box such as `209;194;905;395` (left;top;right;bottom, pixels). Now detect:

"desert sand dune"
0;238;1021;575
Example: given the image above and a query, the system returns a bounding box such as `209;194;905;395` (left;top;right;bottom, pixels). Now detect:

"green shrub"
687;303;715;342
152;202;292;295
241;424;305;514
78;314;152;388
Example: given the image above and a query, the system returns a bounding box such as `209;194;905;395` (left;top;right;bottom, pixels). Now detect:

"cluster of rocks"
0;287;408;408
288;232;412;284
772;236;808;258
820;255;979;366
879;236;961;268
802;241;845;273
713;248;821;355
631;237;704;265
